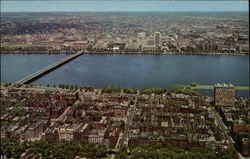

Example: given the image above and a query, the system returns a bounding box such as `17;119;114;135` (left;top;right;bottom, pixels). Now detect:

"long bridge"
9;52;84;88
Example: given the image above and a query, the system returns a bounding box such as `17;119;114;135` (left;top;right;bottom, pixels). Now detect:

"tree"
102;86;121;93
63;85;68;89
191;82;198;87
219;149;237;159
140;88;166;95
115;151;128;159
1;137;26;159
61;84;65;89
123;88;137;94
92;112;102;120
170;85;198;96
76;103;84;108
83;86;94;91
74;85;79;90
186;85;191;90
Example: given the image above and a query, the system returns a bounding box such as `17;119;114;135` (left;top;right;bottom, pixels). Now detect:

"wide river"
1;54;249;97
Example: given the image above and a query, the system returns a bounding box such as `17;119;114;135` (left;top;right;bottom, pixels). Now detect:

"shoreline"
2;83;249;99
0;52;249;56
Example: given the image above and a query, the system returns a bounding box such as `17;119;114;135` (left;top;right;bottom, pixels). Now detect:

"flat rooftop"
214;83;234;88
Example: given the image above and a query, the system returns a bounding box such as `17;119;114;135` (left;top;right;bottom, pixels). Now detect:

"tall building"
214;83;235;106
154;32;161;46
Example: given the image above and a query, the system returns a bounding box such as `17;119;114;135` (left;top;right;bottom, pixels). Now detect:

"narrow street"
212;108;244;159
118;96;137;151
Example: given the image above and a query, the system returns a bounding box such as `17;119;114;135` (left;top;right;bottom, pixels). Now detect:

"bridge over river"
9;52;84;88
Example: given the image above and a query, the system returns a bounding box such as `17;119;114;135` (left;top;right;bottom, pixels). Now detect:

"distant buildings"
1;12;249;54
137;32;146;40
154;32;161;46
214;83;235;106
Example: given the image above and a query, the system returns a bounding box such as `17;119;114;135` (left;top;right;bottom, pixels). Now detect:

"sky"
1;1;248;12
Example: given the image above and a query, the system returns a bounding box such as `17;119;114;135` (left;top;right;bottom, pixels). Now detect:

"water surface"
1;54;68;82
1;54;249;97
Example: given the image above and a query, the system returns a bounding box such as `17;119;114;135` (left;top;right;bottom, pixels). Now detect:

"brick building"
25;121;44;139
214;83;235;106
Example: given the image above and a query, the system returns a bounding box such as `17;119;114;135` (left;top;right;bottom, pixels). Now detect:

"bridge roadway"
9;52;84;88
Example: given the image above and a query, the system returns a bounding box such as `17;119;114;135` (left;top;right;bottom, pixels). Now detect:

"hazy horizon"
1;1;248;12
2;10;249;13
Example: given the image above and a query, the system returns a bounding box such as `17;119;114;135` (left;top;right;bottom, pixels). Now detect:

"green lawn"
191;85;249;90
234;86;250;90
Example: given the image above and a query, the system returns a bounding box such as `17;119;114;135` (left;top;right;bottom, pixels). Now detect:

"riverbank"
2;54;249;97
2;82;249;94
191;85;249;90
0;51;249;56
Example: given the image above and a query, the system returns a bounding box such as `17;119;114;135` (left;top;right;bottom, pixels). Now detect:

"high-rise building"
154;32;161;46
214;83;235;106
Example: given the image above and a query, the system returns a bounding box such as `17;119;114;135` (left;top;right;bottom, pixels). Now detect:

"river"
1;54;249;97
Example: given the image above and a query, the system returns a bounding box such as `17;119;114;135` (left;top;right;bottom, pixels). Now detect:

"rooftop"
214;83;234;88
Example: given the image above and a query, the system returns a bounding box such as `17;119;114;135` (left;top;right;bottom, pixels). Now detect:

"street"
118;95;137;151
212;108;244;159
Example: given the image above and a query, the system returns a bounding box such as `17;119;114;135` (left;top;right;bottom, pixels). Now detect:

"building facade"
214;83;235;106
154;32;161;46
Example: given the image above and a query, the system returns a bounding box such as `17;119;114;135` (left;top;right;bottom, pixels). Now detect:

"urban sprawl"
1;11;250;159
1;83;249;158
1;12;249;55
